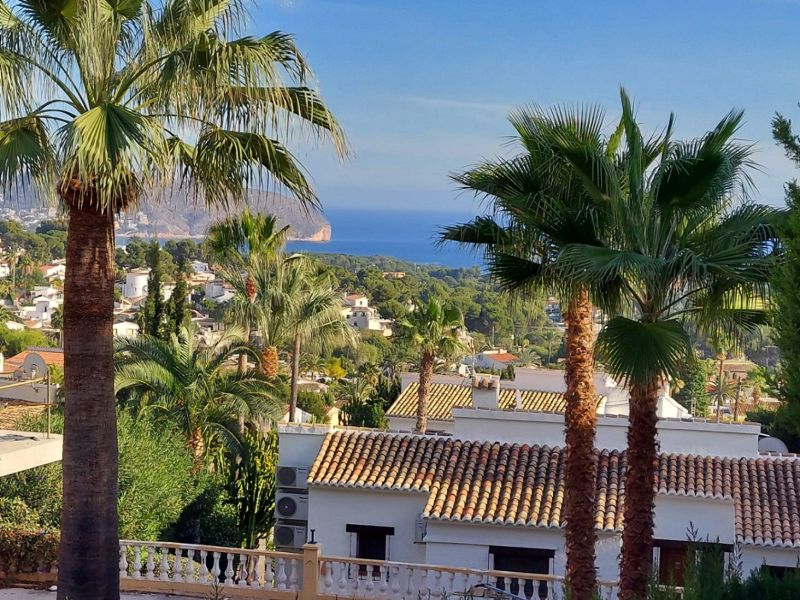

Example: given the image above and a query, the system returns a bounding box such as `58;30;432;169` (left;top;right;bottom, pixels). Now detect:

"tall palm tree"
208;210;289;372
400;298;465;433
282;259;355;422
0;2;345;594
553;90;778;600
441;105;613;600
114;326;282;469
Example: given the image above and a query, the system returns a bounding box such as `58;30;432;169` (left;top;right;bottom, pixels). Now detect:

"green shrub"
0;528;59;573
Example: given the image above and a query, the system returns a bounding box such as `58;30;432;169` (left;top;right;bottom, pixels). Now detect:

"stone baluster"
322;560;334;591
159;548;169;581
276;557;287;590
432;569;442;599
118;543;128;579
338;561;349;594
365;566;375;596
224;552;234;584
250;555;261;589
132;545;142;579
390;566;401;598
199;550;208;583
144;546;155;580
405;566;416;600
211;551;221;583
237;553;248;587
173;548;184;583
289;558;299;591
378;564;389;598
445;571;455;596
264;556;274;590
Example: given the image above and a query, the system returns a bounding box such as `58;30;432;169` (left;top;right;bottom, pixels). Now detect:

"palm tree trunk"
618;375;661;600
562;290;598;600
261;345;279;379
289;331;301;423
190;427;205;470
58;204;120;600
416;350;433;433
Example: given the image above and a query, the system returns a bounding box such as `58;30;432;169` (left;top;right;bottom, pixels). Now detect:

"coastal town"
1;2;800;600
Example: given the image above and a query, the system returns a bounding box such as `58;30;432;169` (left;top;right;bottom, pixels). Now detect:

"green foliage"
140;241;168;338
0;527;59;573
0;410;209;541
746;407;800;452
297;390;332;421
674;357;712;417
230;429;279;549
0;323;53;355
371;373;401;411
166;258;190;337
339;378;387;428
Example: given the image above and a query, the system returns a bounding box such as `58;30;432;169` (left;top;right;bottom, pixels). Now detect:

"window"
654;540;731;586
762;565;800;579
346;525;394;578
490;546;554;598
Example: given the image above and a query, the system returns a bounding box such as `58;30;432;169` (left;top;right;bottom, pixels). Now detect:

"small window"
490;546;554;598
347;525;394;578
762;565;800;579
655;540;730;586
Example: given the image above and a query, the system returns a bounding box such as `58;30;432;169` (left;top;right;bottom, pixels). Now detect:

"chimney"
471;375;500;410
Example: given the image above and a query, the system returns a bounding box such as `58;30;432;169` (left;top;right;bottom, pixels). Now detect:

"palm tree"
441;105;612;599
400;299;465;433
282;259;355;422
553;90;778;600
208;210;289;372
0;1;345;596
115;326;282;468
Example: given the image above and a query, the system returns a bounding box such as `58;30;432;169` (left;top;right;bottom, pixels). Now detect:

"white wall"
653;496;735;544
387;415;454;434
309;487;428;564
123;273;149;298
740;546;800;576
451;408;761;458
277;424;330;468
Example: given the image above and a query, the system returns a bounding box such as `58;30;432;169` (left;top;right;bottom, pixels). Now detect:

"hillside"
1;186;331;242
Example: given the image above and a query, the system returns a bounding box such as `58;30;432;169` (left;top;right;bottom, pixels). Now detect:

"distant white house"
204;280;235;304
113;321;140;338
190;260;210;273
470;349;519;371
39;263;66;282
122;268;150;299
341;293;393;337
0;262;10;279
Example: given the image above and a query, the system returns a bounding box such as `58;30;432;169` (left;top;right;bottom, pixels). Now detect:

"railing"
318;555;620;599
3;539;623;599
119;540;301;592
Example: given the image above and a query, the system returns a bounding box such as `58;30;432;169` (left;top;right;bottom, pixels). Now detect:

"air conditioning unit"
274;523;307;549
277;465;309;489
414;518;427;543
275;491;309;521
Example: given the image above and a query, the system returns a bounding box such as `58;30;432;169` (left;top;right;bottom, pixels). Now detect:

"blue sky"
252;0;800;215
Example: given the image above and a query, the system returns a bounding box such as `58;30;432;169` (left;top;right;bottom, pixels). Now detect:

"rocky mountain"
2;185;331;242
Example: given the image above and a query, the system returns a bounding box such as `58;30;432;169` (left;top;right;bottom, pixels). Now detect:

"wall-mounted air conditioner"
275;491;309;521
274;523;307;549
277;465;309;489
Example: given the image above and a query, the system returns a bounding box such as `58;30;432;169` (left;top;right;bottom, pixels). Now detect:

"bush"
0;528;59;573
0;409;211;540
297;390;331;422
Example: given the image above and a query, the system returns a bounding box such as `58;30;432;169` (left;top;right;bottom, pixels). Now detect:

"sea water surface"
286;209;482;269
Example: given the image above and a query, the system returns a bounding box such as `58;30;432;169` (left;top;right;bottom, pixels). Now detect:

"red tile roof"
2;348;64;374
308;429;800;548
485;352;518;364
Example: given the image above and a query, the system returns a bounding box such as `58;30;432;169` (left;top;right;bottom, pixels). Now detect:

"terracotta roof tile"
387;382;603;421
308;429;800;548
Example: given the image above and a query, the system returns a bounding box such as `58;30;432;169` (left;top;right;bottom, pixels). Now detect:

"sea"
285;209;483;269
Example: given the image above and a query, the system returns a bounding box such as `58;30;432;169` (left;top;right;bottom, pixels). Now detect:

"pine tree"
167;258;190;337
141;241;166;338
771;113;800;420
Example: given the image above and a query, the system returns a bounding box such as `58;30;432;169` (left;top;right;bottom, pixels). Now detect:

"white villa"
341;293;393;337
387;370;689;433
122;268;150;299
276;375;800;593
